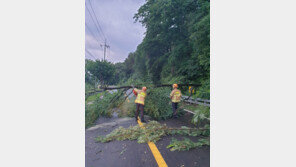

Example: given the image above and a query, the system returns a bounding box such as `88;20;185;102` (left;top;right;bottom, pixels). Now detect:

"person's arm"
133;88;138;96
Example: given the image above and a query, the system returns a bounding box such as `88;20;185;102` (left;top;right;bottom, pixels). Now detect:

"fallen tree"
99;84;201;90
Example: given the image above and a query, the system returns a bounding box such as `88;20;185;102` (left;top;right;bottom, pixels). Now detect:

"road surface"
85;111;210;167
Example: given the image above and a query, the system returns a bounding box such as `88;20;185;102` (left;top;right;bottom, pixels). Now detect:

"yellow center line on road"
137;118;168;167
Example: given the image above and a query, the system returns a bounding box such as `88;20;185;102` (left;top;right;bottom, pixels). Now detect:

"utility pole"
101;39;110;61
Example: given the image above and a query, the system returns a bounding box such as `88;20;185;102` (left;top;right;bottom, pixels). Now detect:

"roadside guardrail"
182;96;210;107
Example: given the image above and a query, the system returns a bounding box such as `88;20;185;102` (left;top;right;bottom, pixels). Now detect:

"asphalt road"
85;111;209;167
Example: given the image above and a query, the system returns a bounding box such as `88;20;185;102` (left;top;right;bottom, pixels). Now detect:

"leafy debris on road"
167;137;209;151
96;121;209;151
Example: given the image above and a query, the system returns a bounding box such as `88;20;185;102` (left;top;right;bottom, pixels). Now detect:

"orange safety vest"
134;89;146;105
170;89;182;103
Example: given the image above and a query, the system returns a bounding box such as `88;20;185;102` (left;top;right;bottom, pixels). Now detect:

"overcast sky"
85;0;146;63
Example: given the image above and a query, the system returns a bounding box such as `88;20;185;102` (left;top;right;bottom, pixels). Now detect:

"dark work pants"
172;102;178;117
135;103;144;121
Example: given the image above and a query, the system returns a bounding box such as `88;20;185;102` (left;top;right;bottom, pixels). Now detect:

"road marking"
137;118;168;167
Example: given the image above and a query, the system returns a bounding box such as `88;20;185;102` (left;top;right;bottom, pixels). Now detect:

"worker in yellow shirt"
170;84;182;118
132;86;147;122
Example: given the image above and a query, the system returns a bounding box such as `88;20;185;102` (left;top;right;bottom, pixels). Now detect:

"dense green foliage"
85;59;115;86
145;87;172;120
133;0;209;83
85;91;122;127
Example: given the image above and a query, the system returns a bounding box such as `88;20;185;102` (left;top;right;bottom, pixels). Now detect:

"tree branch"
99;84;201;90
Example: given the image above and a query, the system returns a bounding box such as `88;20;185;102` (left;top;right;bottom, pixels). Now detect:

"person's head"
173;84;178;89
142;86;147;92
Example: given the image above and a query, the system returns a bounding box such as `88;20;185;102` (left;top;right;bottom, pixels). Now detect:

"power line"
85;49;97;60
86;24;103;59
86;0;111;61
88;0;106;40
85;3;105;42
85;49;96;60
85;23;102;44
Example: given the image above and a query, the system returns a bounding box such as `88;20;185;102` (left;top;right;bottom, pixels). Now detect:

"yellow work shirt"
134;89;146;105
170;89;182;103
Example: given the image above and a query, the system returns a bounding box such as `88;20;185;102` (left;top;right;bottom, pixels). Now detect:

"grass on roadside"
86;92;102;103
